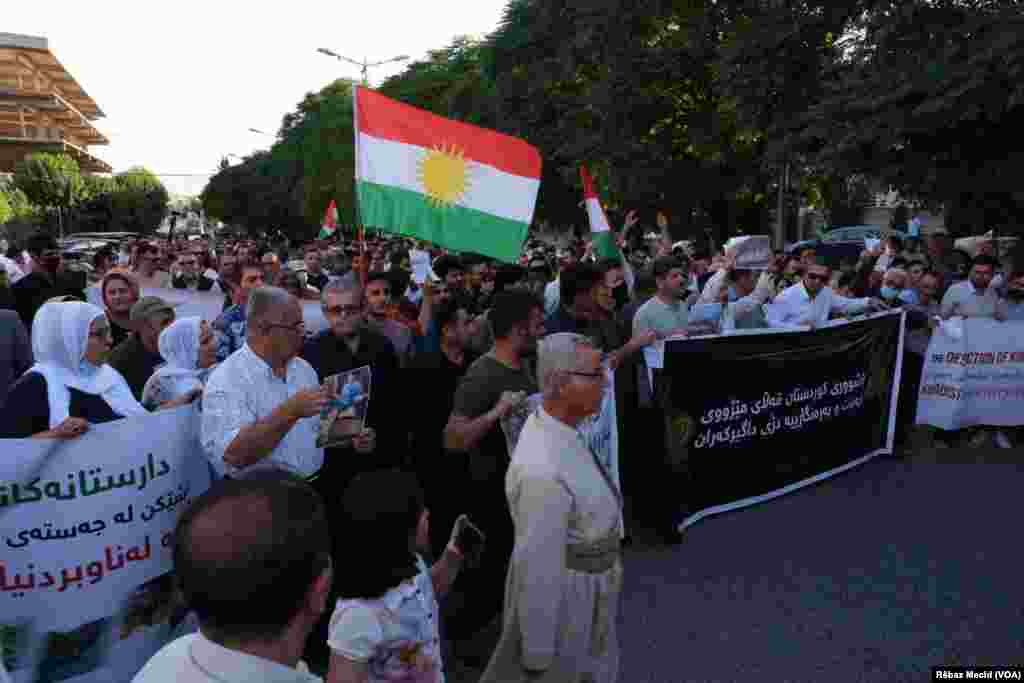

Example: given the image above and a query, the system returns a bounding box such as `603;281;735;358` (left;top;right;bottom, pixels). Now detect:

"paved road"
617;450;1024;682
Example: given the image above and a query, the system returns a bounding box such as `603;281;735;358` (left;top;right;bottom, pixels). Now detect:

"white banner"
726;235;771;270
86;286;329;335
916;319;1024;430
0;407;212;683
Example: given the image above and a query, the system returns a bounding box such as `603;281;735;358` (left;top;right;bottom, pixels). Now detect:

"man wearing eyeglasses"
202;286;332;481
766;258;886;329
300;279;396;473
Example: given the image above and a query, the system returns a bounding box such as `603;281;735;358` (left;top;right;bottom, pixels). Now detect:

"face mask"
879;286;900;301
1008;289;1024;301
727;286;738;302
898;289;918;305
613;284;629;308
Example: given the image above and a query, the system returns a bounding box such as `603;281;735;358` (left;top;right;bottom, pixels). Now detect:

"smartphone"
455;518;486;557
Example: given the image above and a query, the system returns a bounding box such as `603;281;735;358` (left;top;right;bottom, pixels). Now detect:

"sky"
6;0;510;197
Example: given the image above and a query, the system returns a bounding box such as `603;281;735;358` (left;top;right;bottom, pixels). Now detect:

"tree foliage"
202;79;357;241
74;168;170;235
11;153;84;212
200;0;1024;242
795;0;1024;234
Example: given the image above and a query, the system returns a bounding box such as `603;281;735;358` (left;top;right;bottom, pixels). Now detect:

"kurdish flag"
580;165;620;260
353;86;542;262
319;199;338;239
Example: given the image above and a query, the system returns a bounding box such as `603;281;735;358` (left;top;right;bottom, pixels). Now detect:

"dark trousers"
442;472;513;645
896;351;924;446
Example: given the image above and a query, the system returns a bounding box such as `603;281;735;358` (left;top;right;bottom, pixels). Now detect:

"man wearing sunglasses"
767;258;887;329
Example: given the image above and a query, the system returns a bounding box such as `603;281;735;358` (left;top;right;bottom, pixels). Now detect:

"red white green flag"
353;86;542;262
580;165;620;260
319;199;339;239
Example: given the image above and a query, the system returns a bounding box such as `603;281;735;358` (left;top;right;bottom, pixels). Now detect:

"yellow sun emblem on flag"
418;143;472;208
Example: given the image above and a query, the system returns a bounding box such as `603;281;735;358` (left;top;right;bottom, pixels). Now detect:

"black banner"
662;312;904;527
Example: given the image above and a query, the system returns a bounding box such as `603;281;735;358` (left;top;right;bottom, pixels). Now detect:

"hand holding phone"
450;514;486;566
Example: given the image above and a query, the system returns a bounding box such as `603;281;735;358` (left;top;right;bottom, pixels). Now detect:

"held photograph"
316;365;372;449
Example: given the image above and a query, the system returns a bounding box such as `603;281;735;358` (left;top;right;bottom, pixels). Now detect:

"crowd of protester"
0;218;1021;682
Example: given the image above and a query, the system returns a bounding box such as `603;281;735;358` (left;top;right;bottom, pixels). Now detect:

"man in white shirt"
767;258;884;329
938;255;1012;448
940;254;1008;321
133;475;332;682
201;287;333;479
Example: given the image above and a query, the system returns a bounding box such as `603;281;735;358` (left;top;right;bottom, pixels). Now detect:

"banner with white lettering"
0;407;212;683
662;311;904;530
916;319;1024;430
86;286;328;334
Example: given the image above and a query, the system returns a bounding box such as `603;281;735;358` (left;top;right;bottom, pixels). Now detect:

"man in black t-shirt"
442;289;545;663
407;301;479;557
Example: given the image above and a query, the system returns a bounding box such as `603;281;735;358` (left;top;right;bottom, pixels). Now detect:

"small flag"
353;86;542;262
580;165;620;260
319;200;338;239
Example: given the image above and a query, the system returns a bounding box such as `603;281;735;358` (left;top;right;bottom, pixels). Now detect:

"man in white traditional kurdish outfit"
480;333;623;683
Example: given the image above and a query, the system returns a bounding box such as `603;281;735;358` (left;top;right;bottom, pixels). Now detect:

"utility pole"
316;48;410;86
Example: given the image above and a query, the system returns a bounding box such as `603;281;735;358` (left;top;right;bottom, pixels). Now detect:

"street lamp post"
316;48;410;86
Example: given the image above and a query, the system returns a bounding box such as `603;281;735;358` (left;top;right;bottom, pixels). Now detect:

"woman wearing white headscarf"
141;317;218;410
0;302;190;439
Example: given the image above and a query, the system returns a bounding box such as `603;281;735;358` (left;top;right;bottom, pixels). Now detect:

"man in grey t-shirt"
630;255;691;545
632;256;691;338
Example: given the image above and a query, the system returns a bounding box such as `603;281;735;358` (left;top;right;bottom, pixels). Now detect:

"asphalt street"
617;450;1024;683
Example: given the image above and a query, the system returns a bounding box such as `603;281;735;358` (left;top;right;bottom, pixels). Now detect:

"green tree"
111;167;170;234
201;151;305;238
81;174;118;201
4;186;42;222
11;153;84;234
278;78;358;237
0;190;11;225
798;0;1024;235
485;1;777;243
379;36;499;128
202;79;358;241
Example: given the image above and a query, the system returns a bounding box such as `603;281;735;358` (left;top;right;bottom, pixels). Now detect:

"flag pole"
352;82;369;288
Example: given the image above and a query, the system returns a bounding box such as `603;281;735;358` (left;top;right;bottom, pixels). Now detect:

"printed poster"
317;365;372;449
916;319;1024;430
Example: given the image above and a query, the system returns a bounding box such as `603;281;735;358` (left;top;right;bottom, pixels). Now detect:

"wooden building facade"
0;32;110;174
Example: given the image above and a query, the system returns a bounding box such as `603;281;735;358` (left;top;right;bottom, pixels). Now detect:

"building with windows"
0;32;110;174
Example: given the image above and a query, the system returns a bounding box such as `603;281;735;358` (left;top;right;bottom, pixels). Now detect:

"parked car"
64;232;141;242
955;230;1019;259
787;226;909;269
